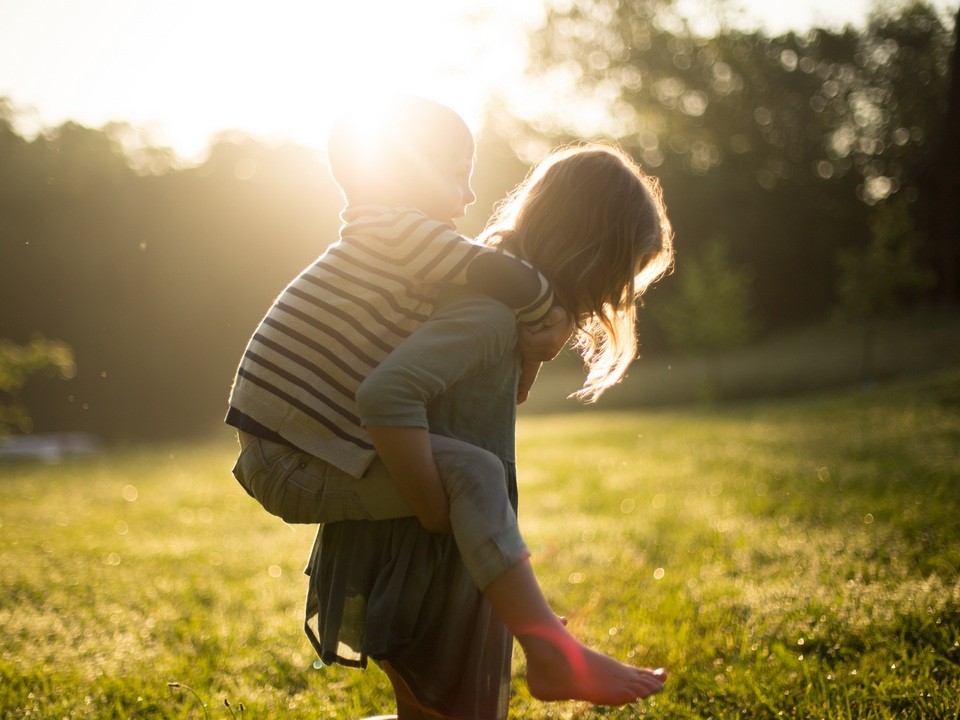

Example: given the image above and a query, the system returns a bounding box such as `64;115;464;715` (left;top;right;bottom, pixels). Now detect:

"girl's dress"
304;291;521;720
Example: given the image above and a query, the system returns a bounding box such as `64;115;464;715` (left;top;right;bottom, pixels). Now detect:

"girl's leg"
380;661;447;720
396;699;429;720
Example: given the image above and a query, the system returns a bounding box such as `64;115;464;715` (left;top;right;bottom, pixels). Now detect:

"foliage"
523;0;953;200
647;240;756;400
0;108;344;440
836;197;935;321
652;240;756;354
528;307;960;411
1;369;958;717
836;197;936;381
0;4;956;439
516;0;957;313
0;336;74;434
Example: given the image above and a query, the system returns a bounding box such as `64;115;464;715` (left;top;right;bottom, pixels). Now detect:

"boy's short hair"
327;95;472;206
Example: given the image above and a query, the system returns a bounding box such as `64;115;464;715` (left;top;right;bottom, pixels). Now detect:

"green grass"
2;368;959;718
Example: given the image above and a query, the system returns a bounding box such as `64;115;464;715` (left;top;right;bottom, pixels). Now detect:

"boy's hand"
519;306;575;362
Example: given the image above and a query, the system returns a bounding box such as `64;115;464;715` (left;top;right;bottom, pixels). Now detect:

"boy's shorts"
231;432;528;588
231;435;407;524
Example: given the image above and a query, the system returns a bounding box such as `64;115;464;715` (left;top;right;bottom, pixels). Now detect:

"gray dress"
304;290;521;720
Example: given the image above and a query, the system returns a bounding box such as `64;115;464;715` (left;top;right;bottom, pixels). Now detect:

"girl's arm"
355;293;517;531
364;425;451;533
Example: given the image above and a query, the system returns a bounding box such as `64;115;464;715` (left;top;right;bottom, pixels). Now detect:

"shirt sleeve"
351;209;553;326
355;293;518;428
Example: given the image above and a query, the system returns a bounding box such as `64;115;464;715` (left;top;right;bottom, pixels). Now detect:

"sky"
0;0;956;162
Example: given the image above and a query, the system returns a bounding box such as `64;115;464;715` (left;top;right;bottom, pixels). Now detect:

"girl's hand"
516;360;541;405
519;306;575;362
517;307;574;403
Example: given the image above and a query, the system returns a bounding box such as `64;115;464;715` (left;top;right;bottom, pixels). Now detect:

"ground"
2;368;959;718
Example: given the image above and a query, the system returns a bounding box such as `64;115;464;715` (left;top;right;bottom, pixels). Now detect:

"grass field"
2;368;959;719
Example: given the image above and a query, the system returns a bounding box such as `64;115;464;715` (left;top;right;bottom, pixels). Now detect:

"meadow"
2;368;959;719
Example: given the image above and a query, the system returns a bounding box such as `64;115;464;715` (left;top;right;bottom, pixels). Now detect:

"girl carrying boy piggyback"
226;95;674;716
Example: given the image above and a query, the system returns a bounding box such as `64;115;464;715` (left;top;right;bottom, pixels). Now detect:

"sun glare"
0;0;540;161
2;0;957;163
133;0;531;161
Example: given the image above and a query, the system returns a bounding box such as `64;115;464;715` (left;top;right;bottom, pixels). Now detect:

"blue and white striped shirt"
227;205;552;478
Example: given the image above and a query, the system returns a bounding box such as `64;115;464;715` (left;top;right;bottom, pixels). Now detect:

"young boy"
227;94;560;560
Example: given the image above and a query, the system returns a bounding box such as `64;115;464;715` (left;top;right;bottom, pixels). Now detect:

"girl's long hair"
480;142;674;402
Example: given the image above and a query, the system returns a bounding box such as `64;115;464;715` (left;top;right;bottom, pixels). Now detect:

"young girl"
307;142;675;717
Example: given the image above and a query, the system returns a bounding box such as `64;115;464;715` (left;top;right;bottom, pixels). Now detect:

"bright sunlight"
2;0;955;161
0;0;536;160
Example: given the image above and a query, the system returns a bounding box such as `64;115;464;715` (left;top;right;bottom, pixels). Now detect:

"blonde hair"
480;142;674;402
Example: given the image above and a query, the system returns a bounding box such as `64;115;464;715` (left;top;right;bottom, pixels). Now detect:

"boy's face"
416;135;476;230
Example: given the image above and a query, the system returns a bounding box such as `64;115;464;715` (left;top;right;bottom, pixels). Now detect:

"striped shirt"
227;205;552;478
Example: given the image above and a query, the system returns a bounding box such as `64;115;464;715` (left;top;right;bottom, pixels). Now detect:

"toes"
632;669;666;698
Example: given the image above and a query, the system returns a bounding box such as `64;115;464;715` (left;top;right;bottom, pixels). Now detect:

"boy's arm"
460;249;553;327
381;211;554;326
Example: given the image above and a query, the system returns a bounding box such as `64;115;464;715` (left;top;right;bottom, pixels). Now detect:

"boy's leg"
232;434;406;524
277;434;667;706
235;432;527;590
353;438;668;706
484;559;668;704
315;434;528;590
362;438;668;706
426;435;528;590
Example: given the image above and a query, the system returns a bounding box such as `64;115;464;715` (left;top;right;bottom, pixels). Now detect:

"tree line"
1;1;956;438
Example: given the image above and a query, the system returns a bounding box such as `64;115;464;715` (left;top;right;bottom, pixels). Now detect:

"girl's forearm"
365;425;451;533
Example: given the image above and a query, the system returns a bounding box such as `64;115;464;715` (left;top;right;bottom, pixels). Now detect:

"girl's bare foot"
519;624;667;705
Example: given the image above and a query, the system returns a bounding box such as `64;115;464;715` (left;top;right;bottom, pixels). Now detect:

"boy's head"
328;95;476;228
